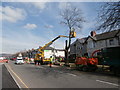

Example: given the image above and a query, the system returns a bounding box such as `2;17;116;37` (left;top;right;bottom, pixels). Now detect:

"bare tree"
60;6;85;31
60;5;85;63
97;2;120;32
60;5;85;47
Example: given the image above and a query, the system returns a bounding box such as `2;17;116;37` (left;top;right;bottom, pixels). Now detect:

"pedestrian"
49;56;53;68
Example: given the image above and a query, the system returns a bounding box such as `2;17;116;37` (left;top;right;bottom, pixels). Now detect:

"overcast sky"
0;1;110;54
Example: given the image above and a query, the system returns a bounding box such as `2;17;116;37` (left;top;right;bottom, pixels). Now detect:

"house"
70;37;87;57
86;30;120;56
44;47;65;58
24;46;65;59
70;29;120;57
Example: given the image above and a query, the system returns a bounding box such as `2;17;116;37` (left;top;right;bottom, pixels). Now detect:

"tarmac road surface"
3;60;120;89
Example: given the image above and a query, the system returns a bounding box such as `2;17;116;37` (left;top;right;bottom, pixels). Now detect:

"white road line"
96;80;119;87
53;70;77;77
67;73;77;77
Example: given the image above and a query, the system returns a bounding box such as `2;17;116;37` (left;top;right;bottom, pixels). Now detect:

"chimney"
90;31;96;37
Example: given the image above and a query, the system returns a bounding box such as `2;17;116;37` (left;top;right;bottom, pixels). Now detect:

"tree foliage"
97;2;120;32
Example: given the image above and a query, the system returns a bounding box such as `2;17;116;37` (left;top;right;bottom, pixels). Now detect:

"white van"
15;53;24;64
15;57;24;64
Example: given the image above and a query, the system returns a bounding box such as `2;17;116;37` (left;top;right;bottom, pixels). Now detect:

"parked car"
0;58;9;63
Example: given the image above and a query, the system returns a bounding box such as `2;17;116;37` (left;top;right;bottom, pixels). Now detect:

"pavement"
2;60;120;89
0;63;3;90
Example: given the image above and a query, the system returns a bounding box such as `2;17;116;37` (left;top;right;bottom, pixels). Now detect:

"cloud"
58;2;71;10
31;2;47;10
44;24;54;29
0;6;26;23
24;23;37;29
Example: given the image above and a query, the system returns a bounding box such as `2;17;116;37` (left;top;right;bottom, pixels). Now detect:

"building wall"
76;41;87;57
44;50;53;58
55;51;65;57
87;37;120;57
70;40;87;57
44;50;65;58
70;42;76;55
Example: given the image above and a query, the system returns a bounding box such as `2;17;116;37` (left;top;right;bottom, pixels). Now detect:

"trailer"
99;46;120;74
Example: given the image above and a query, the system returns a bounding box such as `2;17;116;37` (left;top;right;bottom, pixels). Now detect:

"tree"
60;5;85;63
97;2;120;32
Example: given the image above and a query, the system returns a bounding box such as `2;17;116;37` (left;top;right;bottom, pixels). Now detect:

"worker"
49;56;53;68
37;56;41;65
34;60;37;65
40;57;43;65
60;56;62;62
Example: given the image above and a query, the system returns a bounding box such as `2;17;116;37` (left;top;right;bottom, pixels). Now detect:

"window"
17;59;22;60
74;44;76;46
109;39;114;45
93;41;96;48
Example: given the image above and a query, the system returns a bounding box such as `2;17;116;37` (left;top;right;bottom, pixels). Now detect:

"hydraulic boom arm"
35;35;68;60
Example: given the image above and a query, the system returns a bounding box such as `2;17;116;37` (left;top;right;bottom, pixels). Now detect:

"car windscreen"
17;59;23;60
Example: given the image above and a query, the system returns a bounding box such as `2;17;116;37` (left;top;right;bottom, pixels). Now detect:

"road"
2;60;120;89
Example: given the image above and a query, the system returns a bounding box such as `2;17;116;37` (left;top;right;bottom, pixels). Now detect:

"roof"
44;47;54;50
94;29;120;41
55;49;65;51
77;37;87;44
84;29;120;43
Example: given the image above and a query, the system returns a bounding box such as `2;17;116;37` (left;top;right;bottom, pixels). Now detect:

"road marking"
53;70;77;77
96;80;119;86
5;64;21;89
67;73;77;77
7;65;29;88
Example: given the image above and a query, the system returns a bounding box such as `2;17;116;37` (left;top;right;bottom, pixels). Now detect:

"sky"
0;1;107;54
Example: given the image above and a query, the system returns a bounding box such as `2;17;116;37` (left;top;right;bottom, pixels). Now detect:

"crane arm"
38;35;68;52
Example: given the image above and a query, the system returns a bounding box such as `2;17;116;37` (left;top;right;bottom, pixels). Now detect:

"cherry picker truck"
34;31;76;65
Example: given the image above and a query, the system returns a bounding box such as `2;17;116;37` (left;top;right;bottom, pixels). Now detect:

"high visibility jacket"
50;58;53;62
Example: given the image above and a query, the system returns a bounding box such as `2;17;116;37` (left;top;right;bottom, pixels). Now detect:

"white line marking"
96;80;119;86
53;70;77;77
67;73;77;76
